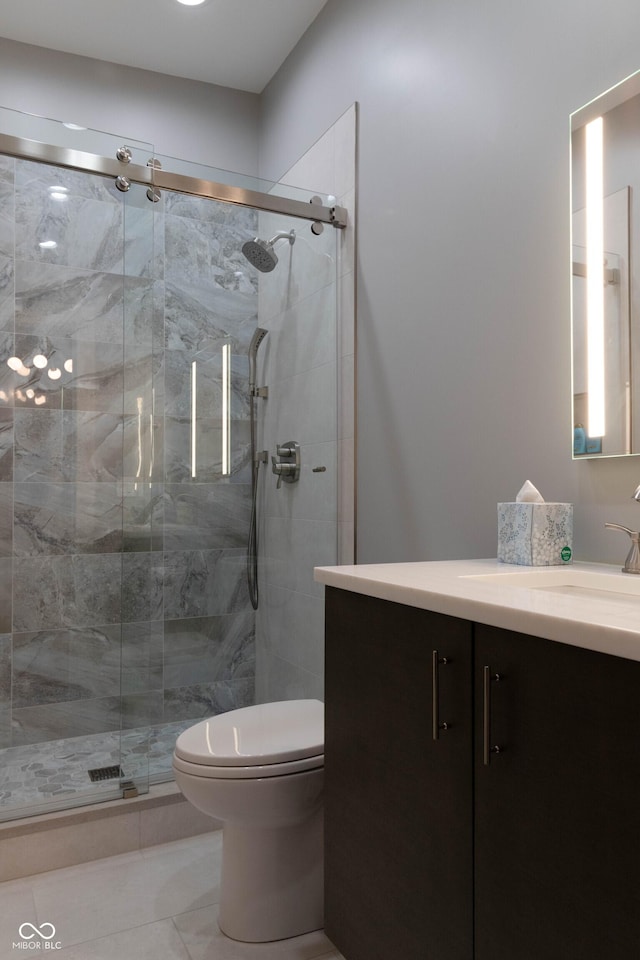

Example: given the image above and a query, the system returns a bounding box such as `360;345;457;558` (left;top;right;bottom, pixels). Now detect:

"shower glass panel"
0;111;157;820
155;151;339;717
0;111;340;823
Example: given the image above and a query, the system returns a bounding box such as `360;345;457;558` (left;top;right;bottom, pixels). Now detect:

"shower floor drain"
88;765;124;783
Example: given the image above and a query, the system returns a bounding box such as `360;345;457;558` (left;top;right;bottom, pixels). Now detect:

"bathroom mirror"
570;70;640;458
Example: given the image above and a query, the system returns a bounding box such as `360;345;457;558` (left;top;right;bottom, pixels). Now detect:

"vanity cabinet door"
474;623;640;960
324;587;473;960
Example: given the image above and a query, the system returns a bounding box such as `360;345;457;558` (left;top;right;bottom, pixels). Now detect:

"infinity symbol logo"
18;922;56;940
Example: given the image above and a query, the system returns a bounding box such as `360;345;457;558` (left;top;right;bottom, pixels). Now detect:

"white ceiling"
0;0;328;93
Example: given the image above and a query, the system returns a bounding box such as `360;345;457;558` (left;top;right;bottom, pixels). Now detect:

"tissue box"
497;502;573;566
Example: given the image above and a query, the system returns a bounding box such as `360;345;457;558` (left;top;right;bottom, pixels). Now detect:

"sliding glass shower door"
0;107;344;823
0;114;157;819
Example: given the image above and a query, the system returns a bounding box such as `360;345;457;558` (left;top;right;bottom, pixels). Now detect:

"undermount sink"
463;567;640;601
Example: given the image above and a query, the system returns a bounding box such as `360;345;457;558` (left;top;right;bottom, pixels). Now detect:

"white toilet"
172;698;324;943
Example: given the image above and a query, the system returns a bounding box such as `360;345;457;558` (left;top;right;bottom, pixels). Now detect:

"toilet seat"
172;751;324;779
173;699;324;780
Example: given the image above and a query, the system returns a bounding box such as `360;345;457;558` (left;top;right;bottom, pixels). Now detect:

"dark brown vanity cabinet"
325;587;640;960
474;622;640;960
324;587;474;960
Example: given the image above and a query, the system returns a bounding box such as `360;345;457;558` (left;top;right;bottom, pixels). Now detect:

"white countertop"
314;559;640;662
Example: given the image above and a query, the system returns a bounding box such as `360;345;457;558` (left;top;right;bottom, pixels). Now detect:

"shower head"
242;229;296;273
249;327;268;392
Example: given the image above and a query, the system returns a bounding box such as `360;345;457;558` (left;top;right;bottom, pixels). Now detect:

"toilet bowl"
172;699;324;943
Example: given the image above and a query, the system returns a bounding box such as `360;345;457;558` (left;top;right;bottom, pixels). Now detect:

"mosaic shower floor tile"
0;719;193;820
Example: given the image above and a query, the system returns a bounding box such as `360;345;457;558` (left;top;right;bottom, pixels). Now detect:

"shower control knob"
271;441;301;489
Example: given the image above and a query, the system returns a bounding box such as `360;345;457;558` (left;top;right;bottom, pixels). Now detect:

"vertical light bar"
585;116;605;438
149;386;155;482
191;360;197;478
222;343;231;476
135;396;143;490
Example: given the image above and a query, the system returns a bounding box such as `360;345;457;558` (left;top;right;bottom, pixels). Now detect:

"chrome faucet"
604;485;640;573
605;483;640;573
605;524;640;574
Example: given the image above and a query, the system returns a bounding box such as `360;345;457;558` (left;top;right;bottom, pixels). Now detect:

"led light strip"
222;344;231;476
585;116;605;439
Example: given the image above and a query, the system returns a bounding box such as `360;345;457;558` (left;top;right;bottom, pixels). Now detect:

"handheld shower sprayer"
249;327;268;395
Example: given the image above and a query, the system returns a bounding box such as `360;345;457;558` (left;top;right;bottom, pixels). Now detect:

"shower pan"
0;106;345;823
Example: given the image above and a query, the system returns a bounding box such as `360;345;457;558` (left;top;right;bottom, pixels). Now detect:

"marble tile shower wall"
0;154;257;753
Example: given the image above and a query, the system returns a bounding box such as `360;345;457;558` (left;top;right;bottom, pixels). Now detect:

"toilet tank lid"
174;699;324;766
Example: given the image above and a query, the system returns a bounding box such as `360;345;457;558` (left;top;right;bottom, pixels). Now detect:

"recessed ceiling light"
176;0;209;6
39;240;58;249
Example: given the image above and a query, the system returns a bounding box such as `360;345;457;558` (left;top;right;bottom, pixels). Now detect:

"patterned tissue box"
497;502;573;566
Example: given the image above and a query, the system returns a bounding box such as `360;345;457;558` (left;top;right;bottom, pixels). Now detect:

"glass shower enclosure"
0;108;342;822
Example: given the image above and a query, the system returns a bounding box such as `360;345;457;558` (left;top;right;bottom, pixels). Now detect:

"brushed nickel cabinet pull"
432;650;450;740
483;665;502;765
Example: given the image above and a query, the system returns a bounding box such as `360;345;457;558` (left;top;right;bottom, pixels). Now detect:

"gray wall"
0;37;259;173
260;0;640;565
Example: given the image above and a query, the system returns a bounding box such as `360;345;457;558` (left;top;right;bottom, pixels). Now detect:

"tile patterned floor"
0;832;344;960
0;721;194;820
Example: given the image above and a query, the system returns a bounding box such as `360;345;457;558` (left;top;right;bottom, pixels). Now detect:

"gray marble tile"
15;188;126;275
163;677;254;724
164;211;257;289
13;481;124;556
0;721;194;811
10;695;122;746
15;160;121;206
163;192;257;232
164;344;250;421
13;554;122;632
0;408;12;480
163;548;248;619
122;481;163;553
0;558;11;633
121;690;164;730
12;625;122;707
122;344;157;416
163;416;250;483
0;633;10;749
0;156;15;259
163;608;255;688
0;482;12;557
122;192;159;279
121;621;163;693
14;408;158;484
11;334;119;413
15;261;155;343
0;331;22;403
164;280;257;357
0;730;122;809
14;408;64;480
122;552;163;623
0;254;13;331
163;482;250;550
